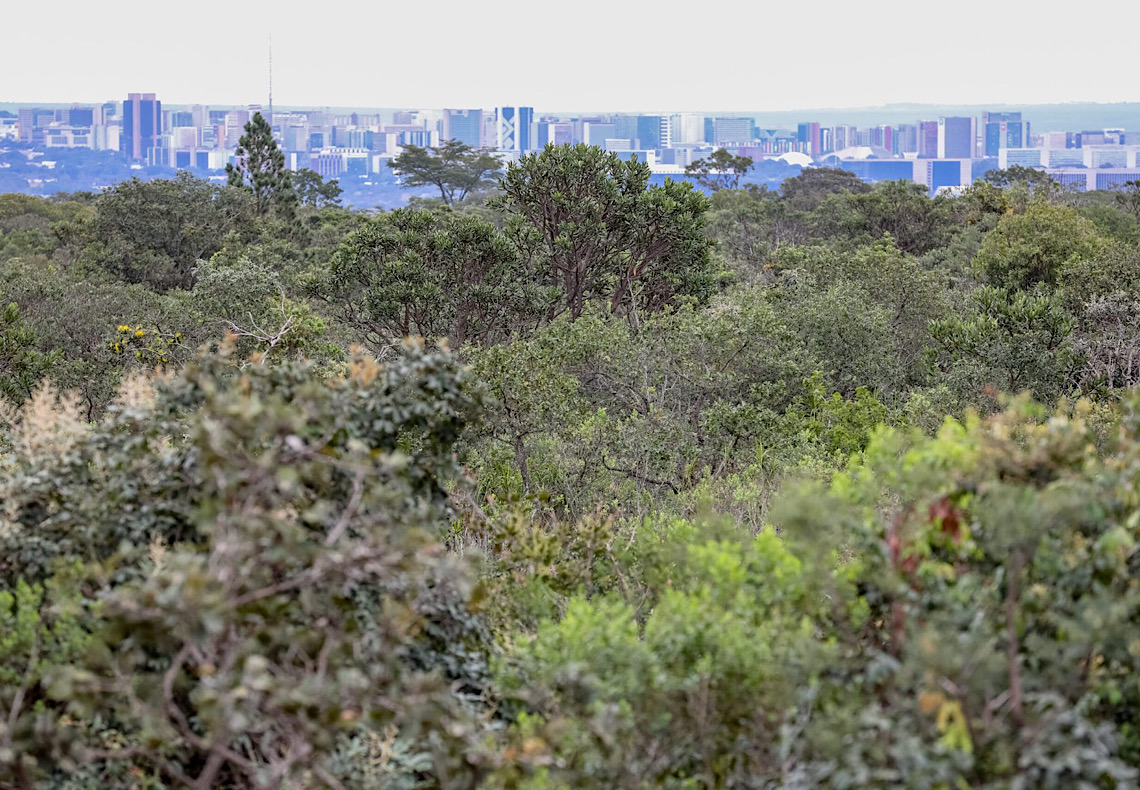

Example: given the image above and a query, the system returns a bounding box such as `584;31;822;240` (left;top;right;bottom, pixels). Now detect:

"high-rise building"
918;121;940;158
496;106;533;152
65;106;95;127
16;108;55;144
937;116;975;159
711;117;754;146
583;122;616;146
797;122;821;155
896;124;919;154
442;109;484;148
122;93;162;161
224;110;251;148
982;112;1029;157
535;121;574;148
612;115;639;144
832;124;857;151
879;126;894;154
670;114;705;146
17;108;36;143
635;115;667;149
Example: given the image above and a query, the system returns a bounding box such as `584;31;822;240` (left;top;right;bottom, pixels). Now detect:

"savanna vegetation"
4;115;1140;788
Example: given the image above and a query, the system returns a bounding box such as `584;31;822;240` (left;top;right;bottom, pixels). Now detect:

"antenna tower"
268;35;273;127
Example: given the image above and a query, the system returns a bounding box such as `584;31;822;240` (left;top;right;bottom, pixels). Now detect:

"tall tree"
494;143;719;321
226;112;297;218
985;164;1059;192
1115;179;1140;220
86;172;256;290
684;149;754;191
293;167;343;207
779;166;870;212
388;139;501;205
974;200;1106;291
318;208;554;352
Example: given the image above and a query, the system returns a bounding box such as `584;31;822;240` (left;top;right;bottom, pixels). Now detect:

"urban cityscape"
5;95;1140;205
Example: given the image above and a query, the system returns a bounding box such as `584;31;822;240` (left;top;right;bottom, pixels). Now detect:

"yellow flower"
135;330;146;338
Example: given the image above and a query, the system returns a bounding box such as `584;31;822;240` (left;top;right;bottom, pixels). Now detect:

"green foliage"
318;208;555;351
817;179;953;255
974;200;1106;291
494;143;720;319
4;149;1140;788
0;302;59;406
683;149;754;192
85;172;257;291
773;241;948;395
985;164;1061;194
389;140;502;205
0;344;490;788
930;285;1077;403
226;112;298;219
1114;179;1140;220
705;188;805;281
779;166;870;213
293;167;343;208
0;570;90;782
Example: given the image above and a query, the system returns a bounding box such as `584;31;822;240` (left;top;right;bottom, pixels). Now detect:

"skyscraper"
670;114;705;146
712;118;754;146
982;112;1030;157
918;121;940;158
796;122;821;155
496;106;533;152
442;109;484;148
635;115;665;149
122;93;161;161
896;124;919;154
937;116;975;159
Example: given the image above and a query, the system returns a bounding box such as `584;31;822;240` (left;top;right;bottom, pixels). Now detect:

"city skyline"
8;0;1140;111
9;93;1140;203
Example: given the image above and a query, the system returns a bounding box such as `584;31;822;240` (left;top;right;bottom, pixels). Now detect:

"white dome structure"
776;151;814;167
823;145;894;161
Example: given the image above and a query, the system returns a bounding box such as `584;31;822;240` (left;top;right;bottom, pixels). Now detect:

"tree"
494;143;719;321
779;166;870;212
293;167;343;208
388;139;501;205
226;112;297;218
317;208;555;352
774;241;948;392
818;179;954;255
985;164;1059;192
706;188;807;281
974;200;1106;291
0;347;490;788
0;302;59;406
1115;179;1140;220
85;172;256;291
684;149;754;191
929;285;1078;404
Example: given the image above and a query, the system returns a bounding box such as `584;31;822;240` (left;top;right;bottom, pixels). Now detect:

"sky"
7;0;1140;112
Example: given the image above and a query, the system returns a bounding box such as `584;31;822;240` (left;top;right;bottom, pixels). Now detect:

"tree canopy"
684;148;754;191
4;149;1140;788
388;139;502;205
225;112;297;219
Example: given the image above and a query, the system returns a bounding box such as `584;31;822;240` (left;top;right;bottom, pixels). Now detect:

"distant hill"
738;102;1140;131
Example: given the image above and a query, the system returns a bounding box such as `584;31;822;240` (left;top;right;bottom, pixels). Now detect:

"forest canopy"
4;131;1140;788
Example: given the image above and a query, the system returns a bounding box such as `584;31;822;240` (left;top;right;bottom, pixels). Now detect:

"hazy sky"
8;0;1140;111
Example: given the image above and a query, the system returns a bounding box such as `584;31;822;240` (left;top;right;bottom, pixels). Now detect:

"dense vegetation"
5;125;1140;788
